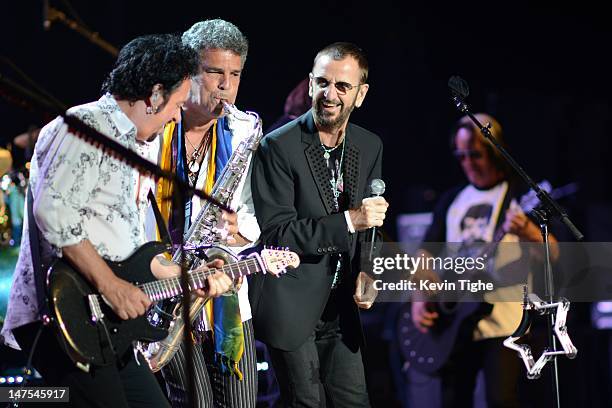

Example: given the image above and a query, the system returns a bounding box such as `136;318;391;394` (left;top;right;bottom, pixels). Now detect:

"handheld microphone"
368;179;385;261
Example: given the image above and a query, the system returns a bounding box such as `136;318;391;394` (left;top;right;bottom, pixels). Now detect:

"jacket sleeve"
251;137;350;256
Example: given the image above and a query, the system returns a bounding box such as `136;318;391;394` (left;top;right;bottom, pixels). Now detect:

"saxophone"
142;102;262;371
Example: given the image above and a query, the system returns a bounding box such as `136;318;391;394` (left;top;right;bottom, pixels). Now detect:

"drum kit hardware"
0;142;28;325
0;143;28;248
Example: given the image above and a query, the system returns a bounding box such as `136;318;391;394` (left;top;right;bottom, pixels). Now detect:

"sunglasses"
453;150;483;160
311;75;361;95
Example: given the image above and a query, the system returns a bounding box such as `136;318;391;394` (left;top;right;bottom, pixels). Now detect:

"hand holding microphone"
348;179;389;232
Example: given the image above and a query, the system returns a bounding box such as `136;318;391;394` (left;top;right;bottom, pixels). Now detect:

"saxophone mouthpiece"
223;101;254;122
221;100;232;113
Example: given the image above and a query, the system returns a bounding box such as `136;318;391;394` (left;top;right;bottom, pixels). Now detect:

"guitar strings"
140;258;262;300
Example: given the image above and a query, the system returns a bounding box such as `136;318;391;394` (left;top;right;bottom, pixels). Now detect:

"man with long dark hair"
0;34;228;407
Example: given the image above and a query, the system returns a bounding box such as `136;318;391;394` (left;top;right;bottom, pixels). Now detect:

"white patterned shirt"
1;94;145;349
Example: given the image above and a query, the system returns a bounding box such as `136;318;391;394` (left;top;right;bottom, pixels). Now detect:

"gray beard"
313;99;356;132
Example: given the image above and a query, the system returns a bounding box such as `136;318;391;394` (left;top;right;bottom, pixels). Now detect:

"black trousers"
407;337;522;408
12;321;170;408
267;292;370;408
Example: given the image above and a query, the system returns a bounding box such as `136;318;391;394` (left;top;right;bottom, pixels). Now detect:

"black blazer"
249;111;383;351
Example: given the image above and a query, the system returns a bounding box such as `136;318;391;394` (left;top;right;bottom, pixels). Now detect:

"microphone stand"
449;77;583;408
46;6;119;57
175;191;197;408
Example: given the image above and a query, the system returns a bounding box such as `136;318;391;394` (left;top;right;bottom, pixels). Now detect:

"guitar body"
47;242;299;369
47;241;170;367
397;301;493;375
397;183;555;374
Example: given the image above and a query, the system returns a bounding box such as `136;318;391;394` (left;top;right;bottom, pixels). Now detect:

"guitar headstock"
260;247;300;276
519;180;553;213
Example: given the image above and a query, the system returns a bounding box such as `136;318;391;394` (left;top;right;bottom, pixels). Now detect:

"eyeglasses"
310;75;361;95
453;150;483;161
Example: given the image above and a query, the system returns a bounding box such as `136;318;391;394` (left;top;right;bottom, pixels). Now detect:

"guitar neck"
492;227;507;245
139;258;261;302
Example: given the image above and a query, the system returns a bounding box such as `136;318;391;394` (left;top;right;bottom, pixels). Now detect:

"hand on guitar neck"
191;259;234;298
151;256;234;300
502;200;560;261
104;258;234;320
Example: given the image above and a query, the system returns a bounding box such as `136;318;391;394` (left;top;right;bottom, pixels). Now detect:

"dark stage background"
1;2;612;406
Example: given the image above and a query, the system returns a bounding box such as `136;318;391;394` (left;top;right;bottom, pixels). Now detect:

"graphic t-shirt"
446;182;508;244
425;181;525;340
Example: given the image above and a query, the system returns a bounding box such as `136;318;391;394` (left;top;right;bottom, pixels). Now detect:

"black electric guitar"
47;241;299;369
397;183;553;374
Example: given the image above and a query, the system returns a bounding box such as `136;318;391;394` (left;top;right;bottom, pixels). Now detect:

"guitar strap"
147;189;173;250
27;187;51;319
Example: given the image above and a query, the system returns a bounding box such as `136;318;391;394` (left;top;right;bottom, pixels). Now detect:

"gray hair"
182;19;248;66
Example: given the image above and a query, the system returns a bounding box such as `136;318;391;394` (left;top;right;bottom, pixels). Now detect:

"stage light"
593;302;612;329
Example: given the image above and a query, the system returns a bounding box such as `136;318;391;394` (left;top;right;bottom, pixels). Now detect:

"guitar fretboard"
139;258;262;302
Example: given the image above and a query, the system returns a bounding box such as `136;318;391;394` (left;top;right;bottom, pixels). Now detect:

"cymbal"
0;148;12;177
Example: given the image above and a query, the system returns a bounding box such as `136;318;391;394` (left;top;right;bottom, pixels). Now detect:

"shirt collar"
99;93;137;144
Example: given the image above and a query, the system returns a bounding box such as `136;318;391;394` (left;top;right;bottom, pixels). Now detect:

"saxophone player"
139;19;260;408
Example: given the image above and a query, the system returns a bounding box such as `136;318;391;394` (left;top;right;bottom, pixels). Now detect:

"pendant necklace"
321;142;341;161
327;139;345;200
186;128;211;178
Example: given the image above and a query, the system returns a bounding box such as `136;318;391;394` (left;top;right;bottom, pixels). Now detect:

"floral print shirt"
1;94;145;349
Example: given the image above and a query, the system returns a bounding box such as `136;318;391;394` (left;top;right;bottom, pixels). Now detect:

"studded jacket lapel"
302;114;336;214
343;137;361;209
300;112;362;214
